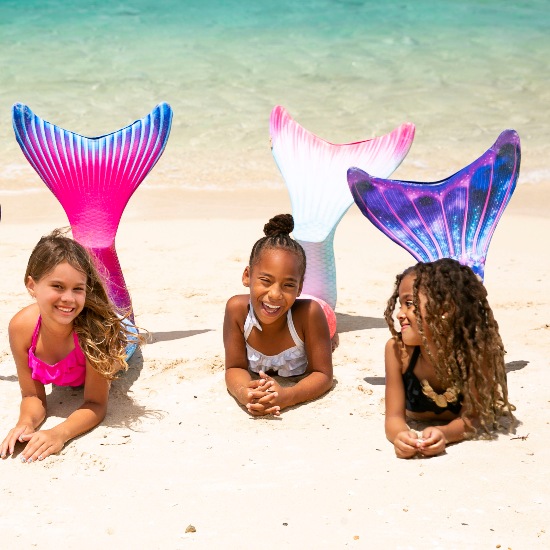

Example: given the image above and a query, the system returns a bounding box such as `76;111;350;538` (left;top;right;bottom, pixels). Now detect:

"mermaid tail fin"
348;130;520;280
12;102;173;314
270;105;415;308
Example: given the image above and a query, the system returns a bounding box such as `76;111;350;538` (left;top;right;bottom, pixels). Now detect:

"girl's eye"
405;301;414;307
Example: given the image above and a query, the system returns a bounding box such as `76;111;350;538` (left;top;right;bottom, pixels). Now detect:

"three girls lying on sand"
1;216;515;462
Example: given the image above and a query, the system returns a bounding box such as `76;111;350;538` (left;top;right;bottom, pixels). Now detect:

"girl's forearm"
19;396;47;429
385;416;410;443
438;416;469;444
280;371;332;409
50;401;107;444
225;368;253;405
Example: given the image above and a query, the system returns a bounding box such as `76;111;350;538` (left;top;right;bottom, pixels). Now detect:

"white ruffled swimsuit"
244;305;307;377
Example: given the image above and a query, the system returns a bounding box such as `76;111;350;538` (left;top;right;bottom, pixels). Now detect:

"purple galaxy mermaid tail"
348;130;520;280
270;105;415;308
12;102;173;314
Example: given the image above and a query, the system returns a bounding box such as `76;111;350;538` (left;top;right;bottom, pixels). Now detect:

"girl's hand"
418;427;446;457
0;424;35;459
245;371;285;416
393;430;420;459
18;429;66;463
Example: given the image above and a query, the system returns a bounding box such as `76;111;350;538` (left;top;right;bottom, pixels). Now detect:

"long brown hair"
25;229;133;379
385;258;515;434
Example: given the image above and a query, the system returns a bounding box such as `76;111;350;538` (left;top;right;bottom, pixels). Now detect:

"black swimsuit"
403;347;462;415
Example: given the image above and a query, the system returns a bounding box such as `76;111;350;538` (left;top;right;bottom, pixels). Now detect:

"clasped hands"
244;371;286;416
393;427;446;458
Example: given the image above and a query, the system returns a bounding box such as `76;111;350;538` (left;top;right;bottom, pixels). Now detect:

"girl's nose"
61;290;75;302
396;307;405;321
268;284;283;299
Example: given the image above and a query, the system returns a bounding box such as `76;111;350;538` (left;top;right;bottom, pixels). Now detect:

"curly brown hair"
384;258;515;435
25;229;135;380
249;214;306;279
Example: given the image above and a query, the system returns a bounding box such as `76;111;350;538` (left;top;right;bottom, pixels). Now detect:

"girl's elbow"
84;399;108;420
315;371;333;395
225;365;249;383
92;407;108;428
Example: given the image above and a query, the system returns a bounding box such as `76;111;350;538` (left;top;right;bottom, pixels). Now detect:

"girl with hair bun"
224;214;333;416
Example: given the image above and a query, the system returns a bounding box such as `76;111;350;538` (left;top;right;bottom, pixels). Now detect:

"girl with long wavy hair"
384;258;515;458
1;230;134;463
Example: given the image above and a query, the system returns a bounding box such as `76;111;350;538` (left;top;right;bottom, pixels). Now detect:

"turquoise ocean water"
0;0;548;192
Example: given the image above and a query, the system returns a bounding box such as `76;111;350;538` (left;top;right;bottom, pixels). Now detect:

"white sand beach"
0;181;549;548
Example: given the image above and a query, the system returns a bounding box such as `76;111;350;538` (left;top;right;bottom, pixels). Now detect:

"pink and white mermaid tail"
348;130;520;281
270;105;415;310
12;102;174;357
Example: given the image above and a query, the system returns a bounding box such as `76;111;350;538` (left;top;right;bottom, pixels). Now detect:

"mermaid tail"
12;102;173;315
270;105;415;308
348;130;520;280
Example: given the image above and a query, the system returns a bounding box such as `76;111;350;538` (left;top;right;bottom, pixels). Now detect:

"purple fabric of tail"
12;102;173;313
348;130;520;279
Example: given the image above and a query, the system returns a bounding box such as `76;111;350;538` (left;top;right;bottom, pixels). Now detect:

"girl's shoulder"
9;303;39;331
291;298;326;337
225;294;250;320
291;297;321;318
385;337;415;373
8;304;39;346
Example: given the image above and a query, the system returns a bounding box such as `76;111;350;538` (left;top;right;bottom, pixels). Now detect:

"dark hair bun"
263;214;294;237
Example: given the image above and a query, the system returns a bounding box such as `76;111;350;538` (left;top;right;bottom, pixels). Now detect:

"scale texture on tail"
297;231;337;309
348;130;520;280
12;102;173;314
270;105;415;307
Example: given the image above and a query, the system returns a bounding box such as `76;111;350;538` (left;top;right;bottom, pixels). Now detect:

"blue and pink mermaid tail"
270;105;415;310
12;102;173;356
348;130;520;280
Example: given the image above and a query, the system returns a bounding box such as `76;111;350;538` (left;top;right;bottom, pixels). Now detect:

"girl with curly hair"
1;230;135;463
224;214;333;416
384;258;515;458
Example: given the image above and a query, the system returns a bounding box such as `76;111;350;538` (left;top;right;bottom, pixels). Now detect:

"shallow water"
0;0;548;192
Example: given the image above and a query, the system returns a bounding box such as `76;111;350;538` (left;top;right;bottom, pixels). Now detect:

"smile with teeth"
262;302;281;314
57;306;74;313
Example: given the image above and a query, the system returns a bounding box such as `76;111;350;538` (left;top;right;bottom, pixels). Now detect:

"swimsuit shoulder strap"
405;346;421;374
30;316;42;348
287;309;304;346
244;303;261;340
71;330;86;363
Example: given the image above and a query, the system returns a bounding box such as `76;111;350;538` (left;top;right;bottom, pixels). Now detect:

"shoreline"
1;180;548;225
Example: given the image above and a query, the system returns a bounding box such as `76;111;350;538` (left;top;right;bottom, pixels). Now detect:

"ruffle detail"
246;344;307;377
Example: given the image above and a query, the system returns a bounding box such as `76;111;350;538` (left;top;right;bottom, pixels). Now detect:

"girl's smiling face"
243;248;303;326
396;273;425;347
27;261;87;325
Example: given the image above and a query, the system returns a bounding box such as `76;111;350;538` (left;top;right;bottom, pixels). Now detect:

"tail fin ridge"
348;130;520;279
12;102;174;312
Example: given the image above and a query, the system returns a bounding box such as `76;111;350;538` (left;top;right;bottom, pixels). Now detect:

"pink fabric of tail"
270;105;415;308
12;102;173;315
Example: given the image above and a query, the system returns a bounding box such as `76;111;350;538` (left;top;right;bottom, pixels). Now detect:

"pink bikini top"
28;317;87;386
